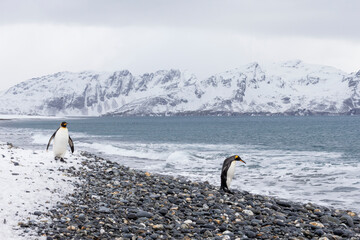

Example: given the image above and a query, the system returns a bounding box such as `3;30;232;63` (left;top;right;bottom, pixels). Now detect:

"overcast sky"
0;0;359;91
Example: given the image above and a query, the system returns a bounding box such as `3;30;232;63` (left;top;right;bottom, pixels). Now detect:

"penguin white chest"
53;128;69;158
226;161;236;188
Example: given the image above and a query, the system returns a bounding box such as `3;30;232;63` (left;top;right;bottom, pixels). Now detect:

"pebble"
136;210;153;218
78;213;86;221
33;211;42;216
321;215;341;225
341;214;355;227
24;151;360;239
243;209;254;216
310;221;325;228
152;224;164;230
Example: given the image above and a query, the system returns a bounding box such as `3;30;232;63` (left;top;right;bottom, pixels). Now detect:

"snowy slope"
0;61;359;116
0;142;80;239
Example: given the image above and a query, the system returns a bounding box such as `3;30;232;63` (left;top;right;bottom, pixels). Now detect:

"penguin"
46;122;74;162
220;155;246;193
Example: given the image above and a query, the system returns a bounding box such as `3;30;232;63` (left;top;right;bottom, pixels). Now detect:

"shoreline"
1;143;360;239
28;154;360;239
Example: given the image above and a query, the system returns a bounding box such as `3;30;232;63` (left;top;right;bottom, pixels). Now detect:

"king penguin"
220;155;246;193
46;122;74;162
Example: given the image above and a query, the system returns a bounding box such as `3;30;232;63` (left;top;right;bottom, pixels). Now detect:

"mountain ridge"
1;60;359;116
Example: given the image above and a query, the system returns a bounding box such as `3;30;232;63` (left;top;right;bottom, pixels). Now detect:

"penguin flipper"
46;128;59;151
68;136;74;153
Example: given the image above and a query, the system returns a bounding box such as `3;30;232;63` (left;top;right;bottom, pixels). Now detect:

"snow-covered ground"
0;142;81;240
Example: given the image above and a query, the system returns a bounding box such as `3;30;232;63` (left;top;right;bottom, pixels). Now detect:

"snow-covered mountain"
0;60;359;116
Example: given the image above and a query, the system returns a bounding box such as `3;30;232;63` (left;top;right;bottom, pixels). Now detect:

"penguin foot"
60;158;67;163
220;187;234;194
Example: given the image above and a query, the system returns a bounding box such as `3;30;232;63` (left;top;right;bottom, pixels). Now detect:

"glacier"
0;60;359;116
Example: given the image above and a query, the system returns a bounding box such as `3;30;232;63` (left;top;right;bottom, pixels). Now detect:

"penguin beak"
239;159;246;164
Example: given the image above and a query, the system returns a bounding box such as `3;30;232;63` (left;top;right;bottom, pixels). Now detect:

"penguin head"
234;155;246;164
60;122;68;128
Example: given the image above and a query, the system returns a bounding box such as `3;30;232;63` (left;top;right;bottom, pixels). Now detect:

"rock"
251;219;262;226
305;203;315;211
315;229;324;236
78;214;86;221
333;228;345;236
181;223;188;229
276;200;292;208
67;225;76;231
123;233;134;239
321;215;341;225
310;222;325;228
203;230;213;237
18;222;29;228
149;194;160;199
136;210;153;218
150;233;159;239
340;214;355;227
302;229;314;238
243;209;254;216
152;224;164;230
184;220;193;225
91;195;101;200
203;224;216;230
223;230;234;237
127;213;137;220
245;230;257;238
347;211;357;217
275;219;285;226
98;206;111;214
33;211;42;216
221;235;231;240
158;208;168;216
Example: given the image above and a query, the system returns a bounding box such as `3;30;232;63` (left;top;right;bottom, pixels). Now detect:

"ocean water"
1;116;359;212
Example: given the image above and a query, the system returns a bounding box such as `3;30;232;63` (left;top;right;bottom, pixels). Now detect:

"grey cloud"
0;0;359;39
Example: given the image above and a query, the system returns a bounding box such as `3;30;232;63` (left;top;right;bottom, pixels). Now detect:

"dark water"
1;116;359;154
1;116;359;211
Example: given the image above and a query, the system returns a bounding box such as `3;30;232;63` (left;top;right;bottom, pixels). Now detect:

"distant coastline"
2;109;360;119
105;109;360;117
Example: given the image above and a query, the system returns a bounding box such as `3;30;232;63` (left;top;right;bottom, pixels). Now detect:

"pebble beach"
1;142;360;240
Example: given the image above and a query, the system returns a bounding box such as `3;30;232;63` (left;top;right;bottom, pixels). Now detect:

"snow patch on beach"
0;142;80;240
